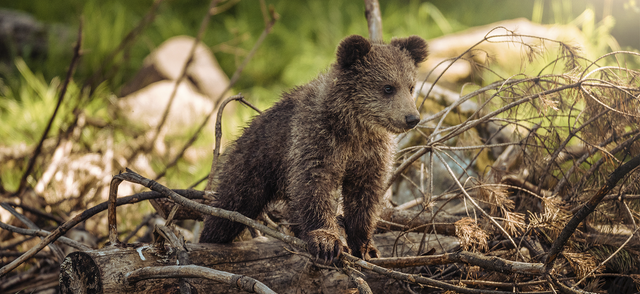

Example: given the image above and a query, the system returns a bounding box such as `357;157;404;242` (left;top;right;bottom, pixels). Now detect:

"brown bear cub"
199;35;428;262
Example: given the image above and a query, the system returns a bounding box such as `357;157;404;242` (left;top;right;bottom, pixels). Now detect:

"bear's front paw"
352;239;380;260
305;229;349;263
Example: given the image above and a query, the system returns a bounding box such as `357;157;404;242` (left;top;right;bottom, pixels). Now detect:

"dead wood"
545;153;640;268
369;251;544;274
58;232;458;294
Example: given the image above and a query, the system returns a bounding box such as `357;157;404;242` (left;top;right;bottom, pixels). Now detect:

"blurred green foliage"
1;0;636;102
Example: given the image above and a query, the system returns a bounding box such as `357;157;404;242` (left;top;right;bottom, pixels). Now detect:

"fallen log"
59;232;459;293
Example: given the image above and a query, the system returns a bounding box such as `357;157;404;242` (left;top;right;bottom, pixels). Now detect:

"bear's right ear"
336;35;372;69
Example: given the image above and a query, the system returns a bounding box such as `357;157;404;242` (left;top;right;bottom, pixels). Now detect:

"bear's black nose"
405;114;420;129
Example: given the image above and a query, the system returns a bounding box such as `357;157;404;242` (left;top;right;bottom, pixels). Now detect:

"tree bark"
59;232;458;293
364;0;383;41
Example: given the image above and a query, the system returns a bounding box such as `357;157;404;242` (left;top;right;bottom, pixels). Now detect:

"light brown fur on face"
199;35;428;262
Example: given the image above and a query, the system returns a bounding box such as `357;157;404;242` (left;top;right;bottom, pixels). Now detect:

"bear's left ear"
391;35;428;66
336;35;372;69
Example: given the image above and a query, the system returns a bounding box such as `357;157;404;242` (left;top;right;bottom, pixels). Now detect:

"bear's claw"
306;229;350;264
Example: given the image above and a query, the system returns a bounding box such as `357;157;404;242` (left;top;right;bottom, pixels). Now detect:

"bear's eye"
383;85;395;94
410;85;415;94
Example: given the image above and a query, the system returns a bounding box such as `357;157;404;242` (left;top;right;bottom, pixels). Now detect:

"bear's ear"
390;35;428;66
336;35;372;69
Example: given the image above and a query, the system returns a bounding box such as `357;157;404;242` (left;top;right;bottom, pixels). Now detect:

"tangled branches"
1;3;639;293
390;27;640;293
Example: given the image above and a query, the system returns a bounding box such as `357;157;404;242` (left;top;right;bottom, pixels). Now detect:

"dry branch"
205;94;261;191
0;219;90;251
0;189;174;276
17;20;83;194
0;203;65;262
545;153;640;268
116;168;306;248
124;265;277;294
370;250;544;274
151;0;221;145
154;6;278;181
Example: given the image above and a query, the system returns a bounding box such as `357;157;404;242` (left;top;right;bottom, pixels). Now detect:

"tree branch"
124;265;276;294
17;20;83;194
545;153;640;269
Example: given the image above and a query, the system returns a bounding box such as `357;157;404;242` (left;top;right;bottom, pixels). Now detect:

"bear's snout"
405;114;420;129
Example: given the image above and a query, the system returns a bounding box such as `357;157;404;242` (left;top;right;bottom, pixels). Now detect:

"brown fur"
199;35;428;261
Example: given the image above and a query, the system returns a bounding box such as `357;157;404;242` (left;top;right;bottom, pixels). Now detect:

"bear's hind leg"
199;187;270;243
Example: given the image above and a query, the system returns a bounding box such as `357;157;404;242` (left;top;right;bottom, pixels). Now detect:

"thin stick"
0;221;91;251
118;169;305;249
205;94;261;191
124;265;276;294
17;20;83;194
344;266;373;294
545;153;640;269
369;251;544;274
574;227;640;287
0;190;172;277
154;9;277;180
122;213;155;243
433;150;523;259
150;0;221;146
0;203;66;262
342;254;539;294
107;177;124;245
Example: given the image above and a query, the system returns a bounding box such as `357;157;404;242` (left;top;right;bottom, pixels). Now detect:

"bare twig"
342;254;541;294
205;94;261;191
344;266;373;294
154;225;191;293
122;213;155;243
3;202;65;224
124;265;276;294
0;190;172;277
545;153;640;269
369;251;544;274
0;203;65;262
433;150;523;258
574;227;640;287
154;8;278;180
210;0;240;15
107;177;124;245
150;0;221;146
0;221;91;251
17;20;83;194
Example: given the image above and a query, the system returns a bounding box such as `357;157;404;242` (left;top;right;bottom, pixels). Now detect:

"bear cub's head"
334;35;428;134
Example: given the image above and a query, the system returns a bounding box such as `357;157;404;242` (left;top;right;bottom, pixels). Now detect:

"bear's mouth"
388;120;415;134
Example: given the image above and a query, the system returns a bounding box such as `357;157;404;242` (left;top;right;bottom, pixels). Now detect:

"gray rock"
0;9;47;61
